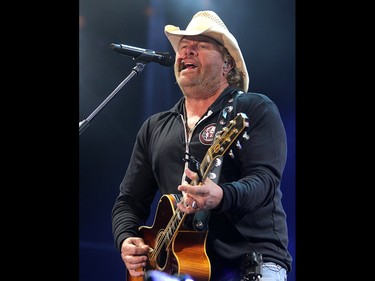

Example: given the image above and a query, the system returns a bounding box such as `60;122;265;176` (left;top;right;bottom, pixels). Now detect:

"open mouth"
180;60;197;72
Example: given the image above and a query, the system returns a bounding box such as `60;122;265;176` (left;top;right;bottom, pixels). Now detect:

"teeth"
179;60;196;71
180;60;186;71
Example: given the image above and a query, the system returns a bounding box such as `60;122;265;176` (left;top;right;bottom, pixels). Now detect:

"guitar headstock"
199;112;249;181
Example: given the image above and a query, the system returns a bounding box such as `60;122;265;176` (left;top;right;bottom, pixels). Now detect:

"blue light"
145;270;194;281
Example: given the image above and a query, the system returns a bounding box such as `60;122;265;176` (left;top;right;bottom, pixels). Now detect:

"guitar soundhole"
156;243;167;268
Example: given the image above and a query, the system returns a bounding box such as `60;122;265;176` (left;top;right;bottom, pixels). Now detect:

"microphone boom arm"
79;61;147;135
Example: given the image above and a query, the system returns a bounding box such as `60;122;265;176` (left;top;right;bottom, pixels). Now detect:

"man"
112;10;292;281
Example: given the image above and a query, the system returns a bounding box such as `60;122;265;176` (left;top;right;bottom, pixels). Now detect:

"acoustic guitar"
127;113;249;281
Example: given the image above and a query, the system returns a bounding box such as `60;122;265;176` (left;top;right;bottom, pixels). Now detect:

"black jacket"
112;86;293;277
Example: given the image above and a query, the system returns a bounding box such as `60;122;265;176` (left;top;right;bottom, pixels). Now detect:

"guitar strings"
149;202;187;261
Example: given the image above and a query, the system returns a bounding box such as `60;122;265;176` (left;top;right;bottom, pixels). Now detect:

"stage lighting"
145;270;194;281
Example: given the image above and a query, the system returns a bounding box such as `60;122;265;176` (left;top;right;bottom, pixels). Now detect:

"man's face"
174;35;225;90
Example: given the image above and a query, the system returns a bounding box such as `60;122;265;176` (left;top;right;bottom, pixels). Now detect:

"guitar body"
127;194;211;281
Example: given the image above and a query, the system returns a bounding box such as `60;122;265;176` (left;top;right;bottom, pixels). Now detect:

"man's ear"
223;61;233;74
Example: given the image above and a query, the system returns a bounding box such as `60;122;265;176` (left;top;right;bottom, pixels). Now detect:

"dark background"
79;0;295;280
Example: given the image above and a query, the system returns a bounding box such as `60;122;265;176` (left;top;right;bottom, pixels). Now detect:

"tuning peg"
242;131;250;141
235;140;242;150
228;149;234;158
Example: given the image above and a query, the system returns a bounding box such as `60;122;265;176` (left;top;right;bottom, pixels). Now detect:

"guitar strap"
192;89;244;231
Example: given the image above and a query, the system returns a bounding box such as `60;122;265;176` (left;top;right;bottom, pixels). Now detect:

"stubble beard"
176;71;221;99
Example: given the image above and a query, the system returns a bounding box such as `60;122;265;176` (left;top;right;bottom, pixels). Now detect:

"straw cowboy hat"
164;10;249;92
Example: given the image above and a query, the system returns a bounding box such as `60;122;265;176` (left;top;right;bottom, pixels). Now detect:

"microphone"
110;43;174;67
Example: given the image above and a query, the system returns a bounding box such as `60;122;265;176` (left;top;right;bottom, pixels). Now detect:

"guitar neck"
164;208;187;249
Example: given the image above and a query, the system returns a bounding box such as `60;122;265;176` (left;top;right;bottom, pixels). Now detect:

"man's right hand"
121;237;151;277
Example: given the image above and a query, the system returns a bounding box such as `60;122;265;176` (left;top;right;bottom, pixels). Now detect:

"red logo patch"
199;123;216;145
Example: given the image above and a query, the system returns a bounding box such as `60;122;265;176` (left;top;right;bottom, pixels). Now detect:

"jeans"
212;262;287;281
260;262;287;281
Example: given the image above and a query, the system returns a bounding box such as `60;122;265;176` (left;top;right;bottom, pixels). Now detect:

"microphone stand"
79;61;147;135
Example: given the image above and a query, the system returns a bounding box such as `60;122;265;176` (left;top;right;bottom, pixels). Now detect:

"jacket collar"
170;86;240;115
